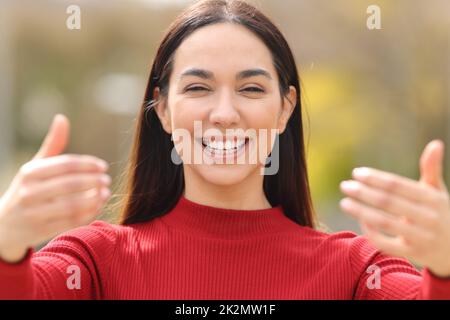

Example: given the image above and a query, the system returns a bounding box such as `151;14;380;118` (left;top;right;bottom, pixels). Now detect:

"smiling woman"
0;0;450;300
145;21;300;213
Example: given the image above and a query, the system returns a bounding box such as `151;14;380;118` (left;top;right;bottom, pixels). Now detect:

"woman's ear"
277;86;297;134
153;87;172;134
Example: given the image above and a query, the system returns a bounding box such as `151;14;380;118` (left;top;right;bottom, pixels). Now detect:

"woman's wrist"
0;237;29;264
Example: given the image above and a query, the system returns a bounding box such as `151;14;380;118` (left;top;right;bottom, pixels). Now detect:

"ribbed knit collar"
160;195;295;239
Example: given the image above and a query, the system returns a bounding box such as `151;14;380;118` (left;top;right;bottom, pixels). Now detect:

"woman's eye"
186;86;208;92
242;87;264;93
185;86;264;93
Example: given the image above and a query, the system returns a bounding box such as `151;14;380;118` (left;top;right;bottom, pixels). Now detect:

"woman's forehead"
172;23;275;75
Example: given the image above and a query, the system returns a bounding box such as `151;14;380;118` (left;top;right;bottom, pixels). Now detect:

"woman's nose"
209;91;240;128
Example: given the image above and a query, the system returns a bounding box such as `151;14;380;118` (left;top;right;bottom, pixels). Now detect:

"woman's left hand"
339;140;450;278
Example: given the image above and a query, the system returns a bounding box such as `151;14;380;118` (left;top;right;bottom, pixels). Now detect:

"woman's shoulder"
286;226;383;280
285;220;361;242
51;217;163;247
45;220;123;252
317;225;375;250
288;222;378;258
310;226;383;269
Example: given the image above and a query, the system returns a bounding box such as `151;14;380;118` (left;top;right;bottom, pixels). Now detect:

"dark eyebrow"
180;68;214;80
236;69;272;81
179;68;272;81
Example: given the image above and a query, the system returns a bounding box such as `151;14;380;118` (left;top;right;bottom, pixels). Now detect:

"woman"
0;0;449;299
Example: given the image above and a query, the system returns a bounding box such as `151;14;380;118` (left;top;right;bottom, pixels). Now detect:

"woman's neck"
183;167;271;210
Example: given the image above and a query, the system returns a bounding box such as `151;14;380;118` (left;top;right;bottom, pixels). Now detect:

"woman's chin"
192;164;259;187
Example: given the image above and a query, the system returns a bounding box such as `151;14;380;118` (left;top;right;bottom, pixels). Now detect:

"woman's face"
155;22;296;188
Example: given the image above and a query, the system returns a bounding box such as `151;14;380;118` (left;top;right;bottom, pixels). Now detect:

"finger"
33;191;109;244
340;180;438;228
33;114;70;160
420;139;448;192
23;187;110;226
360;221;411;259
351;167;439;206
340;197;433;246
21;154;109;181
19;173;112;206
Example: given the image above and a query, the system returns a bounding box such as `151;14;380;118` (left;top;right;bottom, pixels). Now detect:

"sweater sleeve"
0;220;118;300
349;235;450;299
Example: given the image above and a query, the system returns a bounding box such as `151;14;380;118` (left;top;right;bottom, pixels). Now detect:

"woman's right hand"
0;114;112;263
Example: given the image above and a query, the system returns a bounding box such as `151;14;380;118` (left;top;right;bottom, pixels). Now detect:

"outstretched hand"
339;140;450;278
0;115;111;263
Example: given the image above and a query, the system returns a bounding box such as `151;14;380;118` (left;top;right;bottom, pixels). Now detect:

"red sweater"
1;195;449;300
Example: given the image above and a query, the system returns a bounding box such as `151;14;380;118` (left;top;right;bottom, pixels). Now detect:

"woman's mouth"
200;137;249;162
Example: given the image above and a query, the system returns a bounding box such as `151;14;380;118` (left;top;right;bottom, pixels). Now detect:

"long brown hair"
117;0;316;228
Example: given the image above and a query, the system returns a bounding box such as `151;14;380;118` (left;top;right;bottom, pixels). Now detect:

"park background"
0;0;449;235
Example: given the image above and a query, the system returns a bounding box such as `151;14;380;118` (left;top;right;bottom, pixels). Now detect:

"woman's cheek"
171;99;203;131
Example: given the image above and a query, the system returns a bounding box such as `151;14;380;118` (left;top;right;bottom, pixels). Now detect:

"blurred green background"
0;0;449;233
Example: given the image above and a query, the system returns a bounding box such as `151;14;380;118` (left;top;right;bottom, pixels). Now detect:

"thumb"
419;139;447;191
33;114;70;160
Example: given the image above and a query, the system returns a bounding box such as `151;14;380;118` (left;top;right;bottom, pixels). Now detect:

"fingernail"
340;198;353;210
100;175;112;185
50;114;61;129
352;167;370;179
98;161;109;171
101;188;111;199
340;180;359;192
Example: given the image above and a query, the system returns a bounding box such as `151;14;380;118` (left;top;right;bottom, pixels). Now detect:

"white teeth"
202;137;247;151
